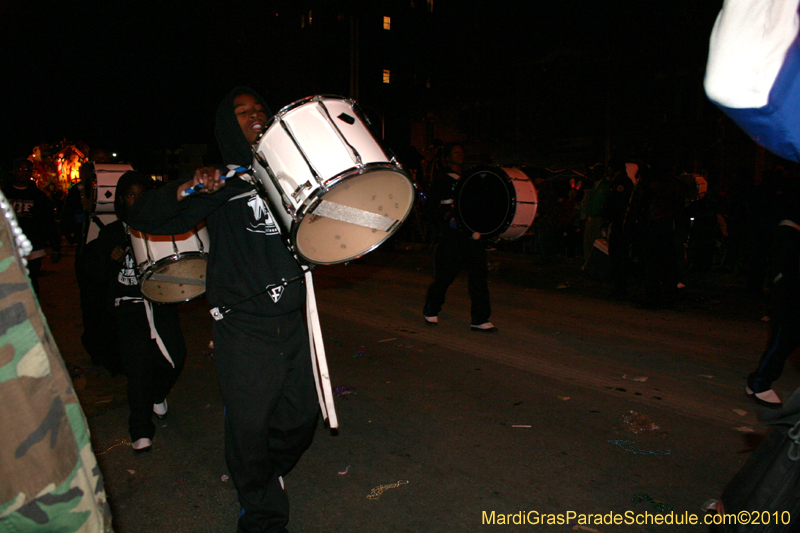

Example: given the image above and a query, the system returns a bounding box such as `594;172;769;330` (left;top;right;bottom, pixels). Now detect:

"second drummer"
84;171;187;453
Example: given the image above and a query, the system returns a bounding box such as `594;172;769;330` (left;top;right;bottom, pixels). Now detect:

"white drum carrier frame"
253;95;415;265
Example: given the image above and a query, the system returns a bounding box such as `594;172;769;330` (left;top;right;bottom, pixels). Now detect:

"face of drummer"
234;93;269;144
123;184;145;208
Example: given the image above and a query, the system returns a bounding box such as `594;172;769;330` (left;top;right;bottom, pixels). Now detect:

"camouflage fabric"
0;191;113;532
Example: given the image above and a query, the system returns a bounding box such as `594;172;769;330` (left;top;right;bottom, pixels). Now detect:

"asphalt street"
39;242;791;533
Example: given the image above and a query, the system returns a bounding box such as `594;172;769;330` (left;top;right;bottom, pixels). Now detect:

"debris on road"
334;386;356;399
621;374;648;382
621;411;660;434
367;480;408;500
608;440;672;456
632;493;673;512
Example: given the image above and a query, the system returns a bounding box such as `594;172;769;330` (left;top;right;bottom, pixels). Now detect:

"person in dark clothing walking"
84;171;187;452
746;197;800;409
602;159;639;299
127;87;319;533
3;158;61;295
422;143;496;332
627;162;684;308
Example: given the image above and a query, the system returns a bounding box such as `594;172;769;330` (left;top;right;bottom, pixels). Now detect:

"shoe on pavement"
153;400;168;420
471;322;498;333
745;385;782;409
132;438;153;453
424;315;438;325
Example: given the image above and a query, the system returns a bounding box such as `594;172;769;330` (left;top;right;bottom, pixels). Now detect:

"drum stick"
180;165;250;197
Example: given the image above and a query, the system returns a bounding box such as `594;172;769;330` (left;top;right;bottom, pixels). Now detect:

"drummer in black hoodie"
86;171;187;453
128;87;318;533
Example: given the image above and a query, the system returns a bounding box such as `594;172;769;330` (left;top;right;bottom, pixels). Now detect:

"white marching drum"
454;166;538;240
129;225;210;303
86;163;134;244
252;95;415;265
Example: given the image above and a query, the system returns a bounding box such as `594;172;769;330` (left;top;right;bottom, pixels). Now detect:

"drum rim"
254;94;357;148
454;165;518;239
291;164;416;265
136;252;208;304
137;251;208;303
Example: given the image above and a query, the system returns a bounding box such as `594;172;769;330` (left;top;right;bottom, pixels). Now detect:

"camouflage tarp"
0;190;113;532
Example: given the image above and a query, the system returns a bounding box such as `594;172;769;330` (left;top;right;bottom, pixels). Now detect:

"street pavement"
38;242;790;533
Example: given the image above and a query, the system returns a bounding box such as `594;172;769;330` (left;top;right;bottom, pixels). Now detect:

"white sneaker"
424;315;438;325
132;438;153;452
745;386;782;408
279;476;284;490
153;400;168;420
471;322;498;333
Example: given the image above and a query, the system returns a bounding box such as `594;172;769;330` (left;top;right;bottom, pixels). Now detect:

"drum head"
454;167;516;238
294;167;415;265
140;255;207;304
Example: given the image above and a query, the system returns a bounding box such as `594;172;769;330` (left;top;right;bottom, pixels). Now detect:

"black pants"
78;252;122;374
115;302;186;441
424;229;491;325
748;225;800;393
642;220;679;306
213;309;319;533
608;223;632;298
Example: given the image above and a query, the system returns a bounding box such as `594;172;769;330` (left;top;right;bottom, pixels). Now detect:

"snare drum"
129;225;210;303
253;95;415;265
86;163;134;244
453;166;538;240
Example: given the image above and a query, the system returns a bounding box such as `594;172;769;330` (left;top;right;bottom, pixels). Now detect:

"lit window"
383;70;391;84
427;0;433;11
383;16;391;30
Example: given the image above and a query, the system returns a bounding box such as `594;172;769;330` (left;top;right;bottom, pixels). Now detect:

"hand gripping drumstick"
180;165;250;197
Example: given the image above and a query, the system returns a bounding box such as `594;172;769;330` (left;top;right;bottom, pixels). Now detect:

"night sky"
1;0;724;171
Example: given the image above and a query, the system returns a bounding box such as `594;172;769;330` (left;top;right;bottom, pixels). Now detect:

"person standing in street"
3;158;61;295
422;143;497;332
84;171;187;452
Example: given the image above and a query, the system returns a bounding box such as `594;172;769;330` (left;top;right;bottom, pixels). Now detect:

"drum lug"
291;181;313;201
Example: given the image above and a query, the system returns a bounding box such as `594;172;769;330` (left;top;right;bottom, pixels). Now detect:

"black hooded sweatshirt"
86;171;156;302
127;87;305;316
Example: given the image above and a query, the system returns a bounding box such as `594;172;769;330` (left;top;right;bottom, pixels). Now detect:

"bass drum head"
454;166;516;239
294;167;415;265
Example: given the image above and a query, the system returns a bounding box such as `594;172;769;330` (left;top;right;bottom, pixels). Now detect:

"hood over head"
115;171;153;222
214;86;273;168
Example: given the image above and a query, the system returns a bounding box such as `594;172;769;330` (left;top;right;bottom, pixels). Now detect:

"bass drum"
453;166;538;240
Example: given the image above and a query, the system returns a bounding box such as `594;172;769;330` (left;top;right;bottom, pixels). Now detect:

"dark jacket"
3;182;60;254
127;87;305;317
